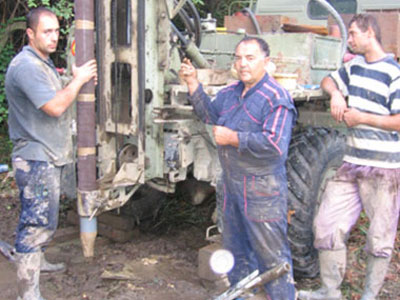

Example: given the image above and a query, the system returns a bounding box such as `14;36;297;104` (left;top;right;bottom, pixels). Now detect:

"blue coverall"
189;73;297;299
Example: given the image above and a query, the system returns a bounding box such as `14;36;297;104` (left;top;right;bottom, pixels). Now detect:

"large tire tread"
287;127;345;278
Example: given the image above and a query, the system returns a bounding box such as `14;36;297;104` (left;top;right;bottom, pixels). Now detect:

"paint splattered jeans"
13;158;62;253
314;162;400;258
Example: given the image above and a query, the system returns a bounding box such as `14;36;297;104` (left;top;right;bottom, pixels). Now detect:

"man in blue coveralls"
179;37;297;299
5;7;97;300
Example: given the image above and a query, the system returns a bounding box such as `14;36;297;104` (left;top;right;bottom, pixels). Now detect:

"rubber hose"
184;0;202;47
313;0;348;59
242;7;261;35
177;7;196;39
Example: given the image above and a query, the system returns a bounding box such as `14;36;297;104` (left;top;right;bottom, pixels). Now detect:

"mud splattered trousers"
222;171;295;300
314;162;400;258
13;158;62;254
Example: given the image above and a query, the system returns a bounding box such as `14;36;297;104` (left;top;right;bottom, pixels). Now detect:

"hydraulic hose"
172;0;188;19
138;0;146;163
177;7;196;40
173;0;202;47
171;22;189;47
184;0;202;47
242;7;262;35
171;22;210;68
313;0;348;59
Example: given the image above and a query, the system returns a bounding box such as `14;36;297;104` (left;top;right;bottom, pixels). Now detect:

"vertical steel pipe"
138;0;146;183
75;0;98;257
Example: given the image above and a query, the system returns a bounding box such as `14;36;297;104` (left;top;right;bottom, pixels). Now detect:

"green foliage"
191;0;205;5
0;126;13;165
0;139;13;166
212;1;249;26
27;0;50;8
49;0;75;35
0;43;15;127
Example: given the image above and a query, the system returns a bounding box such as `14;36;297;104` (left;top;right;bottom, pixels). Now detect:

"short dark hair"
236;36;270;57
349;14;381;44
26;7;56;31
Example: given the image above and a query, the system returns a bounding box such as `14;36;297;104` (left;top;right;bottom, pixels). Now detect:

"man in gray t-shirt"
5;7;97;300
7;45;72;165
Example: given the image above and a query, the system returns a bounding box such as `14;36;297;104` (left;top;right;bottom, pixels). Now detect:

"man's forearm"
41;77;86;117
356;111;400;132
321;76;341;96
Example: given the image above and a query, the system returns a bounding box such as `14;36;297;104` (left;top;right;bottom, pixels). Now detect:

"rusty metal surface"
97;0;139;136
224;14;296;34
75;0;98;217
200;32;341;85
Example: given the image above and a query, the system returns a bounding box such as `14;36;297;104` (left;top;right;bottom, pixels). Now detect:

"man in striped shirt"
180;37;297;299
299;14;400;300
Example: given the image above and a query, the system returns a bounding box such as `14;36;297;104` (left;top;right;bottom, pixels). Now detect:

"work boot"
360;255;391;300
16;252;46;300
40;252;66;273
298;249;346;300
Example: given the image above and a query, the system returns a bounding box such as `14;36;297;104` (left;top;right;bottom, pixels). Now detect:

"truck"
72;0;400;278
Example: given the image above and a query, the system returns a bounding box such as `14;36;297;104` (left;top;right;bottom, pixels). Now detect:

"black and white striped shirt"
331;54;400;168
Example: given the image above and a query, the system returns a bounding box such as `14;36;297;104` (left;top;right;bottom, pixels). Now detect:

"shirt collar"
23;45;55;68
236;72;270;99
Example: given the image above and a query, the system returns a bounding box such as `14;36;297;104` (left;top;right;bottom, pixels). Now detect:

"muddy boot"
40;252;66;273
16;252;46;300
298;249;346;300
360;255;391;300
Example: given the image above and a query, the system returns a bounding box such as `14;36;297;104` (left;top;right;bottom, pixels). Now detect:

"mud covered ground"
0;172;399;300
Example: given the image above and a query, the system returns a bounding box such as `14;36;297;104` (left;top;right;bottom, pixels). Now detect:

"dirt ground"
0;172;399;300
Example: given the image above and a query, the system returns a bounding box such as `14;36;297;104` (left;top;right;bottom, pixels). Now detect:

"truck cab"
254;0;400;25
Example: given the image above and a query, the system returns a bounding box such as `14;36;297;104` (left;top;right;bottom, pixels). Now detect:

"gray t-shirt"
5;46;73;166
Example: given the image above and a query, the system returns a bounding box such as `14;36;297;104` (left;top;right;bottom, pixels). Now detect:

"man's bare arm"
41;59;97;117
344;108;400;132
321;76;347;123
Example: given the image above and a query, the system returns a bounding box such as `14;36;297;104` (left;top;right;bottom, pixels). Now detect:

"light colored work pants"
314;162;400;258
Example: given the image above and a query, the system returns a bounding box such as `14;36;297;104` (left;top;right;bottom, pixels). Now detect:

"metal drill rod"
213;262;291;300
0;239;17;262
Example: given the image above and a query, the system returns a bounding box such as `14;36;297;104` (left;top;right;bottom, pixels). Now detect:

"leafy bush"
0;125;12;165
0;43;15;127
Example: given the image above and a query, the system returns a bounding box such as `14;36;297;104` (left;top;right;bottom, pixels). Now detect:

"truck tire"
286;126;345;278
